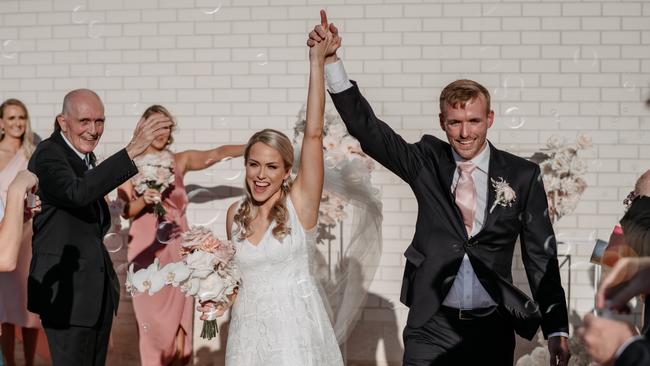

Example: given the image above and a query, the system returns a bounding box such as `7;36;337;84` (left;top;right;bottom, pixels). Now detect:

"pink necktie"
455;161;477;235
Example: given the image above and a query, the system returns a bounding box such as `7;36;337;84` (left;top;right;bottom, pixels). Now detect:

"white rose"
185;251;216;279
546;135;565;150
502;186;516;203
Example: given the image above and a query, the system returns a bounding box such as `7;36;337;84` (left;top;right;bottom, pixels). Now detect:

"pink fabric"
127;162;193;366
455;161;477;235
0;152;41;329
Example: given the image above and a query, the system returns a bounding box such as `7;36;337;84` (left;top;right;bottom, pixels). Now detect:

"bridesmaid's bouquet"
125;226;240;340
132;150;176;217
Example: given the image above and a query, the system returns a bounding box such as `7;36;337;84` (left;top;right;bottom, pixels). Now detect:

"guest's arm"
117;181;161;219
174;144;245;175
0;170;40;271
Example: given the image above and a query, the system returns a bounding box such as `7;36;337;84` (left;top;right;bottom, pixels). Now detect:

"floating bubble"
115;262;130;276
483;4;498;16
128;103;142;116
71;5;88;24
223;171;242;181
202;3;222;15
550;109;561;122
503;106;526;129
524;300;540;314
544;303;560;315
297;278;314;298
518;212;533;225
493;76;525;100
103;232;123;253
256;52;268;66
156;221;178;244
572;48;598;68
141;322;150;333
543;235;556;255
87;20;104;39
623;81;636;92
1;40;17;59
192;213;222;227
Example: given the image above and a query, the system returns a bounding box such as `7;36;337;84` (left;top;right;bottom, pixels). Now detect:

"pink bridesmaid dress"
127;164;193;366
0;152;41;329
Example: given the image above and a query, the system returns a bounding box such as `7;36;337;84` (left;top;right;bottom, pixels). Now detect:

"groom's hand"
548;336;570;366
306;9;341;64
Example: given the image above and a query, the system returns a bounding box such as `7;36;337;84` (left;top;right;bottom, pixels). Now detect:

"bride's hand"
197;301;226;320
142;188;161;205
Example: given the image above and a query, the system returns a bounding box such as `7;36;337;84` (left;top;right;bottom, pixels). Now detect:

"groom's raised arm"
326;60;425;184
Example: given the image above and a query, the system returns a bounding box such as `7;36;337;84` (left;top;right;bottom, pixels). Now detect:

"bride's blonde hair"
234;129;294;241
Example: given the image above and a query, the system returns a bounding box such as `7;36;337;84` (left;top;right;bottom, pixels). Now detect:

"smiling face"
0;104;28;140
245;142;291;204
439;96;494;160
58;90;105;154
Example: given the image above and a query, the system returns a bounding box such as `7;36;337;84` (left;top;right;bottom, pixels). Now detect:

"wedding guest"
0;170;40;271
0;99;40;366
308;10;569;365
27;89;171;366
579;171;650;366
117;105;244;366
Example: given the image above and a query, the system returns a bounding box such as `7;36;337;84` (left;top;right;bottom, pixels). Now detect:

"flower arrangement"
515;336;593;366
293;106;376;243
490;177;516;213
131;150;176;217
125;226;239;340
536;134;591;224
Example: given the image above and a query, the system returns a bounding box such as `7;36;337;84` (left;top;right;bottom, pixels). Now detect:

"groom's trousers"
403;306;515;365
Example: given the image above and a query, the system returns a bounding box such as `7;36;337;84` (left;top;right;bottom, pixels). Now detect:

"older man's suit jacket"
27;130;138;327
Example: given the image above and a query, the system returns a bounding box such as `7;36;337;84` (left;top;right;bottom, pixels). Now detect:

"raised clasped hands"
307;10;341;64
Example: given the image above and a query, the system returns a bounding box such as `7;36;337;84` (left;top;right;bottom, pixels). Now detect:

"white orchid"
159;262;191;287
129;259;166;295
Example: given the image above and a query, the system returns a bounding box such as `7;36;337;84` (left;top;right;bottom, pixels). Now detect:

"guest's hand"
126;114;173;159
307;10;341;64
548;336;570;366
577;314;635;366
142;188;161;205
597;257;650;310
11;170;38;193
23;194;41;222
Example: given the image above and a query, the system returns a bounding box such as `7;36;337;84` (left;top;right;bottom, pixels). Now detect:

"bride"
199;11;344;366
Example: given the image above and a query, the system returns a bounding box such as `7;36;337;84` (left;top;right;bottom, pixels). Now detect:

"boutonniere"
490;177;516;213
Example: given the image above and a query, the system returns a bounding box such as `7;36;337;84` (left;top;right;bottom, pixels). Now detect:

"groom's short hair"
439;79;492;117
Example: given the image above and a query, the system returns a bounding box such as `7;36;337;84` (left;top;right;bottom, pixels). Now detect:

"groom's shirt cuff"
324;59;353;93
548;332;569;338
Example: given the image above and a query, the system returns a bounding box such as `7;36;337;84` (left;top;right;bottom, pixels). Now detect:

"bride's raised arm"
292;10;341;229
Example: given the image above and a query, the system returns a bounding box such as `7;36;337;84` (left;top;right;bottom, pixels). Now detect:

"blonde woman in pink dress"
118;105;244;366
0;99;39;366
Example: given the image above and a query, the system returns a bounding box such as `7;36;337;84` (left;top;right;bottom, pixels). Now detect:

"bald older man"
27;89;171;365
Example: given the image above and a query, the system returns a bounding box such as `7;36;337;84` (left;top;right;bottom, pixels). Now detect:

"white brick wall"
2;0;649;365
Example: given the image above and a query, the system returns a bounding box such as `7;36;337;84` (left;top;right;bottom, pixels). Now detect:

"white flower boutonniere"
490;177;516;213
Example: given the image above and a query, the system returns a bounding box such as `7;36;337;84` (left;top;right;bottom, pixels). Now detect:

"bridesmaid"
118;105;244;366
0;99;39;366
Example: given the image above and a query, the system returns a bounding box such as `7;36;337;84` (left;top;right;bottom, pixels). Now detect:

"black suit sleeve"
31;146;137;208
329;81;425;184
519;165;569;337
616;338;650;366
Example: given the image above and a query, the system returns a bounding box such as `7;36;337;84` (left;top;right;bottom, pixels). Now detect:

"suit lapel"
438;146;468;239
481;143;508;234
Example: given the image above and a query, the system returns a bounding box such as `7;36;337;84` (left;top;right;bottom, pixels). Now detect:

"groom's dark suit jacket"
330;82;569;339
27;130;138;327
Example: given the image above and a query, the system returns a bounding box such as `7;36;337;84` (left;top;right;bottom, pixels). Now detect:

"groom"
308;11;570;365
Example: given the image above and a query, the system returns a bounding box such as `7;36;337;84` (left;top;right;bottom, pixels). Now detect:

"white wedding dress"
225;197;344;366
